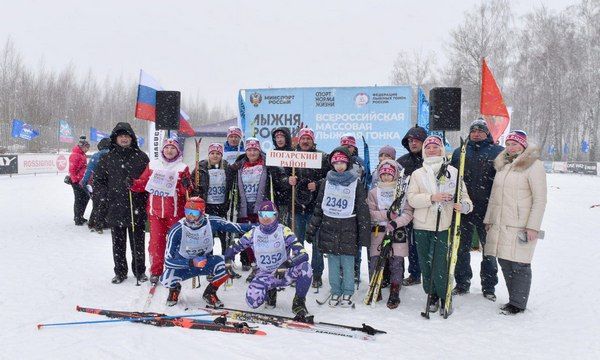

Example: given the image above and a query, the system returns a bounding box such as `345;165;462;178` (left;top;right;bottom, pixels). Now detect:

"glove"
181;177;191;189
386;220;397;234
86;184;93;194
125;177;133;189
64;175;72;185
275;260;292;279
190;256;208;268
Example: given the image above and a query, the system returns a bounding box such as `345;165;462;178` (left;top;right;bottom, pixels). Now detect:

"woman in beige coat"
484;131;547;315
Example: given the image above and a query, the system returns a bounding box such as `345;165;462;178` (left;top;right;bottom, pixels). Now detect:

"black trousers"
89;192;108;230
111;225;146;277
71;184;90;224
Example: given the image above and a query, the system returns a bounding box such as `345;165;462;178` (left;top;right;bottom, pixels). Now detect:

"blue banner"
238;86;412;166
581;140;590;153
59;120;74;143
90;127;110;142
11;119;40;141
138;136;145;147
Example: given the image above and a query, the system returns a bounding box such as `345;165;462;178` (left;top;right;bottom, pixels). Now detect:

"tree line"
0;38;234;153
391;0;599;161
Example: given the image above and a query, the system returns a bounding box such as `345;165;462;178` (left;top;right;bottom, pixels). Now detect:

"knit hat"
298;128;315;142
162;138;182;162
227;126;243;139
340;134;357;148
378;163;396;177
378;145;396;159
423;135;443;149
258;200;278;213
208;143;223;155
330;151;350;164
78;135;90;147
470;118;490;134
506;130;528;149
185;196;206;212
245;137;261;151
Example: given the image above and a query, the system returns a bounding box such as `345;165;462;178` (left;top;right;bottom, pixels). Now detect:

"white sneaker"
339;295;354;308
328;294;340;307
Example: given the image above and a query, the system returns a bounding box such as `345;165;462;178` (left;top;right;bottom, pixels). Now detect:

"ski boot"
387;283;401;309
339;295;354;308
149;275;160;285
166;283;182;306
245;264;257;283
402;275;421;286
203;283;223;308
292;295;312;322
328;294;340;308
265;288;277;309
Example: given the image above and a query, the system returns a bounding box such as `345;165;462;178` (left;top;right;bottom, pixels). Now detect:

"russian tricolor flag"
135;70;195;136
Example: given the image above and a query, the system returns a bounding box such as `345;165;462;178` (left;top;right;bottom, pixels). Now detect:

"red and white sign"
18;153;72;174
266;150;322;169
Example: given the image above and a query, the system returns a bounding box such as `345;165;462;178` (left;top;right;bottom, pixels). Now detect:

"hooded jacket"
81;137;111;186
484;146;547;263
93;122;149;227
450;133;503;216
306;146;371;255
396;126;427;176
68;145;88;184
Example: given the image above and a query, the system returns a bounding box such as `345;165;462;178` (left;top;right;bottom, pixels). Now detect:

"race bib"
145;169;177;197
178;220;214;259
241;166;263;203
207;169;226;204
224;151;241;165
377;187;395;210
322;179;358;218
252;226;287;272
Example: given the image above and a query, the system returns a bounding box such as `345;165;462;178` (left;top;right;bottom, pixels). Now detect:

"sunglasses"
258;211;277;218
185;208;202;217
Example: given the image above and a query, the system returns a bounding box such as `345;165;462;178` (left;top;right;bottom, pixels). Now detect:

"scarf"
259;218;279;235
422;156;446;195
504;151;521;164
326;168;358;186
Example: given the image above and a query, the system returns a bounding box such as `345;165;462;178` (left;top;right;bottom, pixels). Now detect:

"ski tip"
75;305;81;311
254;330;267;336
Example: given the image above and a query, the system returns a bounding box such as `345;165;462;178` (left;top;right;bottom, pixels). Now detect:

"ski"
75;306;265;335
443;137;467;318
203;308;378;341
142;281;158;311
206;306;385;335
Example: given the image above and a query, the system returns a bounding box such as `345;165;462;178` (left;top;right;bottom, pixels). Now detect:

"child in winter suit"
306;146;370;307
367;159;414;309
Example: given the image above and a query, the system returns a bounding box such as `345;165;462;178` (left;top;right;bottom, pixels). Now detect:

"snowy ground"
1;173;599;359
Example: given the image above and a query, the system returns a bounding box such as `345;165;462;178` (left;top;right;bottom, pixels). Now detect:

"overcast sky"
1;0;576;108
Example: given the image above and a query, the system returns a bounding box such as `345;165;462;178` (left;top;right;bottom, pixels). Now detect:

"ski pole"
129;189;141;287
421;206;442;320
37;313;215;329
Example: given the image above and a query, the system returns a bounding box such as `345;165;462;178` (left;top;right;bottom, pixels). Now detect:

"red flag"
480;58;509;142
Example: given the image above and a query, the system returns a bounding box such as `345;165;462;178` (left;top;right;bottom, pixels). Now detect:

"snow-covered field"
1;173;599;359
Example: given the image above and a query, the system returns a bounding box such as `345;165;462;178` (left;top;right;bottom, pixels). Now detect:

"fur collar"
494;145;541;172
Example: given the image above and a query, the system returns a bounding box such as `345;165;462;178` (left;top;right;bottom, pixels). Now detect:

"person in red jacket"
68;136;91;225
130;138;193;284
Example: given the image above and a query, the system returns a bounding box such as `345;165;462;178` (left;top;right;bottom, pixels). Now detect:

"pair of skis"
203;307;385;341
73;306;265;335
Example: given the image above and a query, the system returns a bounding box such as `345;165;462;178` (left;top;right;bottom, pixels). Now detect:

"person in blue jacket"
161;197;253;307
450;118;504;301
81;137;111;233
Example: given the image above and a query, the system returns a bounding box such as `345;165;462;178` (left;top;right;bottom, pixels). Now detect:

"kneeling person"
225;201;312;318
160;197;251;307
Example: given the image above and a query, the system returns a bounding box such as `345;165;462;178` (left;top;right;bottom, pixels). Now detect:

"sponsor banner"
0;155;18;175
238;86;412;166
553;162;567;173
266;150;323;169
566;162;597;175
17;153;70;174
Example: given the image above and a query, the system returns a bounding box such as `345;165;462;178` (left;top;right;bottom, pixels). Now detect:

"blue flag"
11;119;40;141
416;88;452;152
59;120;74;143
90;127;110;142
362;136;372;190
581;140;590;153
138;136;145;147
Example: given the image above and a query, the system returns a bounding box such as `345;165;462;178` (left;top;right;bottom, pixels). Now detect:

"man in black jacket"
94;122;149;284
288;128;330;287
450;119;503;301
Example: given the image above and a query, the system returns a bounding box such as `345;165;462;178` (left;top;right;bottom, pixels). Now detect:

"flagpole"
57;119;60;154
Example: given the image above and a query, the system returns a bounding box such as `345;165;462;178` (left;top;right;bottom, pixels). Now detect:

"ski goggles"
184;208;202;217
258;210;277;218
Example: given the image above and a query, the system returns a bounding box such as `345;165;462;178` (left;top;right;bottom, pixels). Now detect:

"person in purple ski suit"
224;200;312;317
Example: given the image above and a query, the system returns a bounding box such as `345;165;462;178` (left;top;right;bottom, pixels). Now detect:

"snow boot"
166;283;182;306
483;292;497;302
203;283;224;308
427;294;440;313
311;275;323;288
339;295;354;308
292;295;310;317
265;288;277;309
500;303;524;315
136;274;148;283
111;274;127;284
452;287;469;296
387;283;401;309
402;275;421;286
